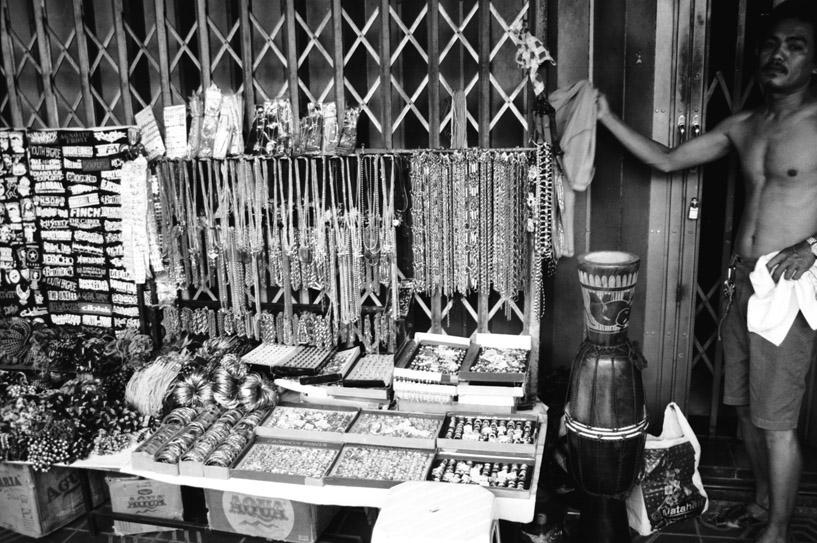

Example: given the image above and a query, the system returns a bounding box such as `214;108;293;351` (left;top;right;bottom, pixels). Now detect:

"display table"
12;404;546;536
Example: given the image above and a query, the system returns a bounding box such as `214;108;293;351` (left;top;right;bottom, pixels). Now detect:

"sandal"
700;502;768;530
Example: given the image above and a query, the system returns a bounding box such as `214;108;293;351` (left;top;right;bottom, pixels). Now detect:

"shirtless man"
596;1;817;542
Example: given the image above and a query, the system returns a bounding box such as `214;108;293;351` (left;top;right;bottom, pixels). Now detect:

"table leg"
78;469;97;536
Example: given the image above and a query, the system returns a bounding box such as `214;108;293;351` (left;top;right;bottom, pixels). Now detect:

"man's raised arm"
597;94;734;173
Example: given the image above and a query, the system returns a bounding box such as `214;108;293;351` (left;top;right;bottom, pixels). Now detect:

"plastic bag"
626;402;708;536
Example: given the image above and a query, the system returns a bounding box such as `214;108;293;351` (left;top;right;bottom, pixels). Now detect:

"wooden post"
476;0;490;333
112;0;134;124
379;0;392;149
284;0;300;138
196;0;211;90
154;0;172;108
427;0;440;148
239;0;255;123
0;0;23;127
31;0;58;126
332;0;344;122
72;0;95;126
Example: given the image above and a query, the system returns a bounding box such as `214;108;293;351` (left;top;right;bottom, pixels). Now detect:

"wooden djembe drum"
565;251;648;543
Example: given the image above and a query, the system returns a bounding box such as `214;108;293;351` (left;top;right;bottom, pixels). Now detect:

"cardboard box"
0;463;105;538
106;475;183;535
205;489;337;542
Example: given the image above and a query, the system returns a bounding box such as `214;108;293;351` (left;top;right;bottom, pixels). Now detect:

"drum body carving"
566;251;648;498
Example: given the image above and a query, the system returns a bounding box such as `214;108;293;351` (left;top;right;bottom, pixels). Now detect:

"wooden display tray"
344;410;445;449
342;353;394;388
436;412;541;456
458;333;531;385
429;449;536;499
324;443;436;489
255;402;360;443
229;437;342;486
394;333;471;385
299;347;361;385
179;458;204;478
272;346;336;377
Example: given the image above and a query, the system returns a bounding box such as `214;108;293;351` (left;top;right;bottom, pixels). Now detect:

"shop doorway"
690;0;817;442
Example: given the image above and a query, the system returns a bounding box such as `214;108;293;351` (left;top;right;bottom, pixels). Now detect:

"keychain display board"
23;128;140;329
0;130;44;318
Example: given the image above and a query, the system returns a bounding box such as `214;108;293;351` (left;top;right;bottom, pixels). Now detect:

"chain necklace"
287;158;301;291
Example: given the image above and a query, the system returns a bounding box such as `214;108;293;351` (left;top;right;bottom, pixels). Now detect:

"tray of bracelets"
343;410;445;449
436;412;541;455
255;402;360;443
393;333;471;385
178;406;247;477
428;450;536;499
272;346;336;377
131;405;218;474
229;437;342;486
323;443;436;489
201;406;272;480
458;334;531;384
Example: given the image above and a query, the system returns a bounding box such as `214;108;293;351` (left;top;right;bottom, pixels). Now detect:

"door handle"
678;115;686;140
691;115;701;137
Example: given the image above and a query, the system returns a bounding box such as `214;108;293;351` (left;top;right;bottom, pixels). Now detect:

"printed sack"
626;402;708;535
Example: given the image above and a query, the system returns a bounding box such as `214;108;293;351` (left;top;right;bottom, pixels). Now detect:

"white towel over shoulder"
747;252;817;346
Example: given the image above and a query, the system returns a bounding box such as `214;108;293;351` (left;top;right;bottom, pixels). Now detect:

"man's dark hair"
766;0;817;38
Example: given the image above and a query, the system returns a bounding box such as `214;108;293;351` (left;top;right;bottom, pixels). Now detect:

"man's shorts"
721;255;817;430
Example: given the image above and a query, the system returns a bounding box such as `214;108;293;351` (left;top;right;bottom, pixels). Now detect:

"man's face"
758;18;817;93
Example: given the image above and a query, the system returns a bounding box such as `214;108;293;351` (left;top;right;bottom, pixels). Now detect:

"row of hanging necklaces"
155;156;401;353
409;149;532;317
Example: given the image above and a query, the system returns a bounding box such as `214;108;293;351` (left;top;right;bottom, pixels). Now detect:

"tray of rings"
229;437;342;486
458;334;531;384
255;402;360;443
132;405;211;473
428;450;536;499
342;353;394;388
179;406;246;477
323;443;436;489
202;407;272;480
242;343;301;367
299;347;361;385
344;410;444;449
393;333;471;385
272;346;336;377
436;412;541;455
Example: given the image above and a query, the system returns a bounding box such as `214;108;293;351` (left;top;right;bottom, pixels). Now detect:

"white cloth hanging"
747;251;817;346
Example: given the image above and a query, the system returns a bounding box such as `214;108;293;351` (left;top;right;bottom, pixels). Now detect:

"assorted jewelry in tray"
233;441;338;478
470;347;529;374
441;415;536;444
408;344;466;375
328;445;433;482
429;457;532;489
261;406;356;433
347;412;439;439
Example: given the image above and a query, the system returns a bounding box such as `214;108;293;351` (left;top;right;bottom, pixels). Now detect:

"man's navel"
788;169;798;177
